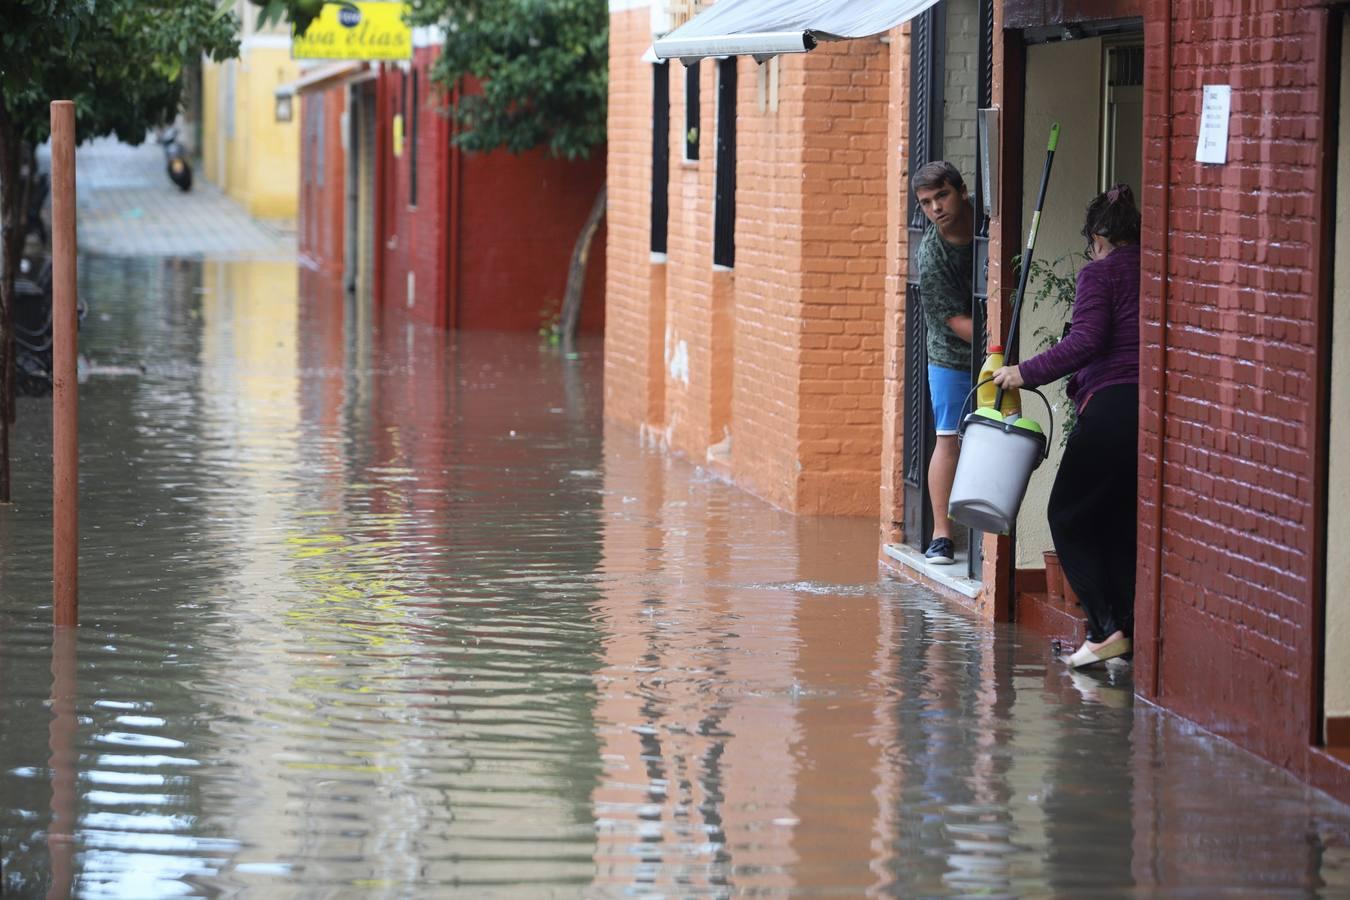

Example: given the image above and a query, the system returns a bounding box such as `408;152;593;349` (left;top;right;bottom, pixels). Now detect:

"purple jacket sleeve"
1017;265;1111;389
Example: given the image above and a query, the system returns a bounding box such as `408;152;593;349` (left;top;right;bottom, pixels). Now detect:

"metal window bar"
903;8;945;551
965;0;996;579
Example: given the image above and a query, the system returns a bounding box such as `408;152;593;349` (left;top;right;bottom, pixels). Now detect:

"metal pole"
50;100;78;627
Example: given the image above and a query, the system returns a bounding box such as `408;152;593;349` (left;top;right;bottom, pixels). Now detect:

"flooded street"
2;256;1349;897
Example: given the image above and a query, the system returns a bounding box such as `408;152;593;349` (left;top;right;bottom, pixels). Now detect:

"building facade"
604;0;1349;802
201;2;303;221
294;35;608;333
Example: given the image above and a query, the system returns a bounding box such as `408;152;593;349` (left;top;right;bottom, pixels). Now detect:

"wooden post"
50;100;78;627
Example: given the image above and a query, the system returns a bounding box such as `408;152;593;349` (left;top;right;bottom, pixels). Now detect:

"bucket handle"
957;378;1055;460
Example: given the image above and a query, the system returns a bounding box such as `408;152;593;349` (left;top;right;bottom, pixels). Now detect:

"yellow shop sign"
293;2;412;61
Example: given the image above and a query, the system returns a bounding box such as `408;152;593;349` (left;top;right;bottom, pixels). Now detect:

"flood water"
2;257;1349;897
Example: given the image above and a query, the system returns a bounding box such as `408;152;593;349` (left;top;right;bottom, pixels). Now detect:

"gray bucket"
948;386;1053;535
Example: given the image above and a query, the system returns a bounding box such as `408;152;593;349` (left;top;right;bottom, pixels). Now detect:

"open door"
1323;12;1350;754
901;0;992;582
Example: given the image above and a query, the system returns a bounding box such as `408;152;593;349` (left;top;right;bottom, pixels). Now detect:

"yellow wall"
201;17;301;221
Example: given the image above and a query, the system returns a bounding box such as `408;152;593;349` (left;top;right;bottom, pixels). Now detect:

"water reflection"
0;256;1346;896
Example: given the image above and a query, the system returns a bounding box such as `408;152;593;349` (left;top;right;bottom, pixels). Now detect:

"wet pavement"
69;137;293;260
0;255;1348;897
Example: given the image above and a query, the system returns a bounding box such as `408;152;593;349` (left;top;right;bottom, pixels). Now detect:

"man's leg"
924;364;969;564
928;434;959;540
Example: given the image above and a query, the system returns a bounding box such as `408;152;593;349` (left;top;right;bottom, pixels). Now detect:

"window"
713;57;736;268
651;64;670;256
410;68;420;207
684;62;700;161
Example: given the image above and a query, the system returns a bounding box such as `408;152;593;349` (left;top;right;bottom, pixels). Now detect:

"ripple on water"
1;257;1348;897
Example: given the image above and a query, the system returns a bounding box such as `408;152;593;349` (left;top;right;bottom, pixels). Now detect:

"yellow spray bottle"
976;345;1020;415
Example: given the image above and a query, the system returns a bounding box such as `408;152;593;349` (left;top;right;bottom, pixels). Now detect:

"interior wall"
1325;15;1350;724
1015;37;1103;567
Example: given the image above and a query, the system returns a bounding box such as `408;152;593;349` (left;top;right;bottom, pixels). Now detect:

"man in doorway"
912;161;975;565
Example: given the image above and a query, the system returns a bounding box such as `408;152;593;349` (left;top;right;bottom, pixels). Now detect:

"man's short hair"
911;161;965;195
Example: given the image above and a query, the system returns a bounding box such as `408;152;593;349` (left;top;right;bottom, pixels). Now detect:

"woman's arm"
1016;266;1112;388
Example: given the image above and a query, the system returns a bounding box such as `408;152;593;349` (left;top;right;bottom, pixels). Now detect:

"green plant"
1012;252;1079;445
538;298;562;346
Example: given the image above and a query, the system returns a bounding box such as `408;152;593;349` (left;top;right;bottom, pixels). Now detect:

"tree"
256;0;609;344
408;0;608;346
0;1;240;501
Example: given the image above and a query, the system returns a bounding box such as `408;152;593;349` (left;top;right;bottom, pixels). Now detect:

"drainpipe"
1149;0;1173;699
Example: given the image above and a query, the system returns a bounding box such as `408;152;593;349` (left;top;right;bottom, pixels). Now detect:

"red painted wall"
374;59;607;332
1135;0;1346;803
298;87;347;294
456;142;607;333
377;49;451;326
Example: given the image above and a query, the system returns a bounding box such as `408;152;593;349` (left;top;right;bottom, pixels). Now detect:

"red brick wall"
1135;0;1339;793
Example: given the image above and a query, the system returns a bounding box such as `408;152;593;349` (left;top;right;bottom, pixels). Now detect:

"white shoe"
1065;637;1131;669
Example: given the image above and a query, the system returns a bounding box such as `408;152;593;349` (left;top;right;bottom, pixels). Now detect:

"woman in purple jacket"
993;185;1141;668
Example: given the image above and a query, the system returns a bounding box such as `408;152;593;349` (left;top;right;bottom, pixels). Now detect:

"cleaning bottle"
976;345;1020;415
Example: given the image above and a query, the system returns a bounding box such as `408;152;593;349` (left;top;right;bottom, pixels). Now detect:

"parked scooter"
159;127;192;192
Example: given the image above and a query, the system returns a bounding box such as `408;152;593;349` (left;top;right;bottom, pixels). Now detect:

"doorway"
901;0;992;582
1323;12;1350;751
1012;28;1143;574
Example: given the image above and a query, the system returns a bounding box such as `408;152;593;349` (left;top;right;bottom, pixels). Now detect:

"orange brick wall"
794;40;889;515
604;9;657;431
732;55;809;510
880;25;911;544
663;57;722;460
605;12;894;517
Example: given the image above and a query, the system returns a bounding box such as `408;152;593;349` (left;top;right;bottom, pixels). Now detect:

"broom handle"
995;122;1059;411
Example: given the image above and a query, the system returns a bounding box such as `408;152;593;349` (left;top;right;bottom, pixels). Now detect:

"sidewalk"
69;136;295;260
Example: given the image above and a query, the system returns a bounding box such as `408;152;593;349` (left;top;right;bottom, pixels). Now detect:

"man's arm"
946;314;973;344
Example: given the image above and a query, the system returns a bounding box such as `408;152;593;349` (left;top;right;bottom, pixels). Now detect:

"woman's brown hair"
1081;183;1141;257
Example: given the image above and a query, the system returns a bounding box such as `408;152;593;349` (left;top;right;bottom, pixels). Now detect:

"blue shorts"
928;364;972;435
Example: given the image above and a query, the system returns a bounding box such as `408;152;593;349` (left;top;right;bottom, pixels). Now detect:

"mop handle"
995;122;1059;412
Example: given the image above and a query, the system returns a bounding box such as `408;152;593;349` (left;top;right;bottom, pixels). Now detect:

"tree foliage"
249;0;324;39
0;1;240;147
408;0;608;161
0;0;241;500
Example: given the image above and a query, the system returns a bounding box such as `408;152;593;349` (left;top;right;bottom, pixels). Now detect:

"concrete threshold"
881;542;982;599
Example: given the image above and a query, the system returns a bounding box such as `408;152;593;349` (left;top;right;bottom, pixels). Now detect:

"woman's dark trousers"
1047;383;1139;643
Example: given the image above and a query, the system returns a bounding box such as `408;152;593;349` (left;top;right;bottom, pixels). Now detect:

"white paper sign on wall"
1196;85;1232;164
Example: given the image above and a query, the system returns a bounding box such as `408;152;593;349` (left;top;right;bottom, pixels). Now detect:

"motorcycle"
159;127;193;192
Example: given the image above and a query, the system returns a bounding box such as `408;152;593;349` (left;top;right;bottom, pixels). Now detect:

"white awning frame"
651;0;942;64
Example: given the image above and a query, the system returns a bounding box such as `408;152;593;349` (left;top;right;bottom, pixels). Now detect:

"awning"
652;0;942;64
275;61;370;99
